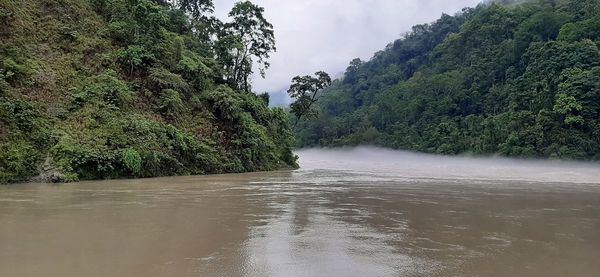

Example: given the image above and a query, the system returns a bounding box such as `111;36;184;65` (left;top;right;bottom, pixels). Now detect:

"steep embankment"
296;0;600;160
0;0;297;183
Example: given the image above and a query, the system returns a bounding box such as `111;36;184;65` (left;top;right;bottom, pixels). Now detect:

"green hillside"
0;0;297;183
296;0;600;160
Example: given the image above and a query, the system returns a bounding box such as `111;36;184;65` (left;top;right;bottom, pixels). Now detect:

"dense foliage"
296;0;600;160
0;0;296;183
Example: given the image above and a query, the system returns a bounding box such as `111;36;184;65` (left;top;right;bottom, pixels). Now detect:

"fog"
297;147;600;184
212;0;482;105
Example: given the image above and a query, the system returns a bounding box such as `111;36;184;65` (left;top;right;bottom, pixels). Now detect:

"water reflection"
1;148;600;276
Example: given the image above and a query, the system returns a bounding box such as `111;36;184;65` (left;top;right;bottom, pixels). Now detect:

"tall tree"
156;0;214;17
219;1;275;92
288;71;332;127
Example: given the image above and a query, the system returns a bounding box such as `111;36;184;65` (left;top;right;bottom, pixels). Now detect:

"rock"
31;156;67;183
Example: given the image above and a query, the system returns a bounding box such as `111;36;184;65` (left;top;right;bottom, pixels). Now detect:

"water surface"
1;147;600;276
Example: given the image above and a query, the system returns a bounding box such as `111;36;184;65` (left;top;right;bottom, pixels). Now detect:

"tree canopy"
295;0;600;160
217;1;275;92
288;71;332;127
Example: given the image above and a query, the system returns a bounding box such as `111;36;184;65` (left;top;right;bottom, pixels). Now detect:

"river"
1;147;600;276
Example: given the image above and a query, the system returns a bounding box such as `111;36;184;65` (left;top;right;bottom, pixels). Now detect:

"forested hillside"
0;0;297;183
296;0;600;160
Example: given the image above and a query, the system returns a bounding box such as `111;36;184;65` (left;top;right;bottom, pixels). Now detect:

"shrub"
0;142;40;183
50;135;118;181
109;20;133;44
148;67;189;91
121;148;142;175
72;70;134;109
158;89;184;116
201;86;243;121
2;57;38;85
0;97;50;147
117;45;155;75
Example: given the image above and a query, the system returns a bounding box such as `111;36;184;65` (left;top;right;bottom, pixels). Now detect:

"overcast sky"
213;0;482;105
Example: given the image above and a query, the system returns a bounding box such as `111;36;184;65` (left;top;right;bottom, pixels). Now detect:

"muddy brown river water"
1;147;600;276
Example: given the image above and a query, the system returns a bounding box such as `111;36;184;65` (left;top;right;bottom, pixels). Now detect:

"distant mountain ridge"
296;0;600;160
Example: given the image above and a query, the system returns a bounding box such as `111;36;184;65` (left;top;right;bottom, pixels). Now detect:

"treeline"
0;0;296;183
296;0;600;160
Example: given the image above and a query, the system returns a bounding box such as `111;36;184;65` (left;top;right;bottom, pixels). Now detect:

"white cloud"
213;0;482;104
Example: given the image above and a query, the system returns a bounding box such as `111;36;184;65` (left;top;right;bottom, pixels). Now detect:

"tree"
117;45;155;76
514;11;569;52
558;17;600;42
554;93;583;126
219;1;275;92
343;58;364;84
161;0;220;42
170;0;214;18
288;71;331;127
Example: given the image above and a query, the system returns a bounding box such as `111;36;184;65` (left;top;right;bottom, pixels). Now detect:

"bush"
72;70;134;109
0;142;40;183
2;57;38;85
117;45;155;75
50;135;119;181
0;97;50;147
158;89;184;116
148;67;189;91
121;148;142;175
201;85;243;121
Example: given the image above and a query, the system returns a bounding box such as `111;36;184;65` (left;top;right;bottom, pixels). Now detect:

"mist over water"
1;147;600;276
298;146;600;184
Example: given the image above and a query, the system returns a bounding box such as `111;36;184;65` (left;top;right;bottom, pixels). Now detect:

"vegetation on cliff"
0;0;297;183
